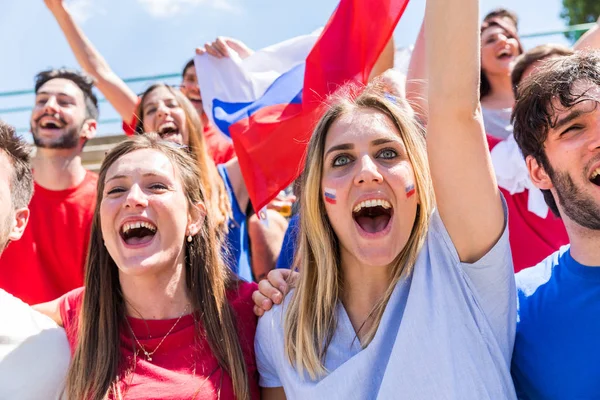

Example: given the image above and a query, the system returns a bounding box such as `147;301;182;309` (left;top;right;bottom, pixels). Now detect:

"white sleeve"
254;310;284;388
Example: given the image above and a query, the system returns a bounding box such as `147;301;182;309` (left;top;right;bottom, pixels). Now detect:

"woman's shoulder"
58;287;85;352
227;280;259;332
59;287;85;320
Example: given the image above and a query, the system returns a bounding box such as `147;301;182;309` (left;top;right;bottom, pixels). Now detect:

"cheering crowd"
1;0;600;398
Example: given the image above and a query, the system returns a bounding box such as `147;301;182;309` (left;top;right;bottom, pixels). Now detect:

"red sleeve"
59;286;85;354
228;281;260;399
220;141;236;164
122;97;142;136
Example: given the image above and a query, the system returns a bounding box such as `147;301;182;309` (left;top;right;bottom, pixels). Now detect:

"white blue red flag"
195;0;410;211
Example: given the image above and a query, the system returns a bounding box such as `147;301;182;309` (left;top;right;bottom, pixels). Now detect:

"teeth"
352;199;392;213
121;221;157;234
591;168;600;180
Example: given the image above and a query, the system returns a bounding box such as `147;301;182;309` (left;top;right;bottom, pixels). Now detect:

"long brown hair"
65;134;251;400
134;83;231;232
285;83;434;378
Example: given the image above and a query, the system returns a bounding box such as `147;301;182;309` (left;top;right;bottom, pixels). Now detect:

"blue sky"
0;0;573;139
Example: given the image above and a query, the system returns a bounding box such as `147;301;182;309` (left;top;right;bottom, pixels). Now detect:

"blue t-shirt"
217;165;252;282
512;246;600;399
256;205;517;399
275;214;299;270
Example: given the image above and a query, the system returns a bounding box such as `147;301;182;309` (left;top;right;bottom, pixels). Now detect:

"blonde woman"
36;134;259;399
253;0;516;398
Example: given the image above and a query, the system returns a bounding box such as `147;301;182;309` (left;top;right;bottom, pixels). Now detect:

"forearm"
369;37;395;81
573;18;600;51
426;0;479;116
405;20;428;122
48;4;138;120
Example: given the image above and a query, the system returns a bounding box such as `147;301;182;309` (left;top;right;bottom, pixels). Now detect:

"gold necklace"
125;305;190;362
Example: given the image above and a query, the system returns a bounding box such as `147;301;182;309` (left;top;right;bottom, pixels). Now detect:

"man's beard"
550;167;600;231
31;119;82;149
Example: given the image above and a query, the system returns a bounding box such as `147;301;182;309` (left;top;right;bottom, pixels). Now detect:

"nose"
354;155;383;185
124;184;148;209
156;102;170;119
42;96;59;115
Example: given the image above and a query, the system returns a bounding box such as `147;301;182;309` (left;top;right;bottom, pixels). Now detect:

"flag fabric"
196;0;410;211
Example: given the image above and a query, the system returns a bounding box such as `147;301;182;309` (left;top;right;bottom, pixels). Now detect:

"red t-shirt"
486;135;569;272
60;282;260;400
0;171;97;304
123;108;235;165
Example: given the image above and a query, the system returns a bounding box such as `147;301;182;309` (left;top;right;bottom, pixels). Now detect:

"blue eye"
378;149;398;159
333;154;352;167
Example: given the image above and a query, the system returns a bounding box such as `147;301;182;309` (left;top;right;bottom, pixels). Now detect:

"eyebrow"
105;172;168;184
35;91;75;98
372;138;396;146
324;138;398;157
553;109;588;130
325;143;354;157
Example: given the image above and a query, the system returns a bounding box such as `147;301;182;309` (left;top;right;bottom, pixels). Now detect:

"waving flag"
196;0;410;211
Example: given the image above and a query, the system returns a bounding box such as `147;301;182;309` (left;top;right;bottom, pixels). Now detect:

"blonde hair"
135;83;232;233
66;134;251;400
284;83;434;378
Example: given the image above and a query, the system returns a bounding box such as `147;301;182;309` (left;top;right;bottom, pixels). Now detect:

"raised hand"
196;37;254;59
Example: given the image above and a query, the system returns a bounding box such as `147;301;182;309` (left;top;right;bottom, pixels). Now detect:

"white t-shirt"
255;205;517;399
0;289;70;399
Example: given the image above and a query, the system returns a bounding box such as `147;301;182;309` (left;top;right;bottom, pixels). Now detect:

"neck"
481;72;514;109
564;219;600;266
32;147;87;191
120;260;191;320
340;253;392;338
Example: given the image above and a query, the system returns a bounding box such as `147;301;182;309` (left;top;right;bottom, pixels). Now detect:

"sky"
0;0;575;139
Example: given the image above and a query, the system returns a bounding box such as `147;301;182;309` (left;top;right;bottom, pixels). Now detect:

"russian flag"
195;0;409;211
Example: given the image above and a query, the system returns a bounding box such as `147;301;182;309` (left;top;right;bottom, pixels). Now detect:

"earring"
187;235;193;243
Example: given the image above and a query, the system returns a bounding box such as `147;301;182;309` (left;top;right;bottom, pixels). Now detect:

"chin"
355;247;400;268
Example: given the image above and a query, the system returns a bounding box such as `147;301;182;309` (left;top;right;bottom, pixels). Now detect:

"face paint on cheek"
324;188;337;205
405;184;415;198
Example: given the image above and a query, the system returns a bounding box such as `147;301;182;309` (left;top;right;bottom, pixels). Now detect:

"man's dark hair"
34;68;99;120
0;121;33;210
512;52;600;216
484;8;519;30
182;59;194;78
511;44;574;96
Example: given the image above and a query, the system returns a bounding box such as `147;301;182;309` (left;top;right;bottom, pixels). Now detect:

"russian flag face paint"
324;188;337;205
405;184;415;198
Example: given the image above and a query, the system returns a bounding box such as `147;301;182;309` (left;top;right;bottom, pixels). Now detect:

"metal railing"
1;23;596;136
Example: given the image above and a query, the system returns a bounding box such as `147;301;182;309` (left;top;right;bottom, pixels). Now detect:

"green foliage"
561;0;600;40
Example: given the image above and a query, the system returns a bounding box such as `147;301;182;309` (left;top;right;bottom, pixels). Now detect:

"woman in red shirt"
36;134;259;399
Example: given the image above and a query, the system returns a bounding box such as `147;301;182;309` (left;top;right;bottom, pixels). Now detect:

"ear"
187;202;207;237
8;207;30;242
526;155;554;190
80;119;98;141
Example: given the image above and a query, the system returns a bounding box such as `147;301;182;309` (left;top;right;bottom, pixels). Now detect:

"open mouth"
589;168;600;186
38;115;65;130
120;220;157;246
157;122;183;142
496;49;514;60
352;199;394;235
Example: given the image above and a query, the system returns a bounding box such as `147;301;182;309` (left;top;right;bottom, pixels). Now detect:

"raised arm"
425;0;503;262
405;19;428;122
45;0;138;121
573;16;600;51
369;37;395;81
